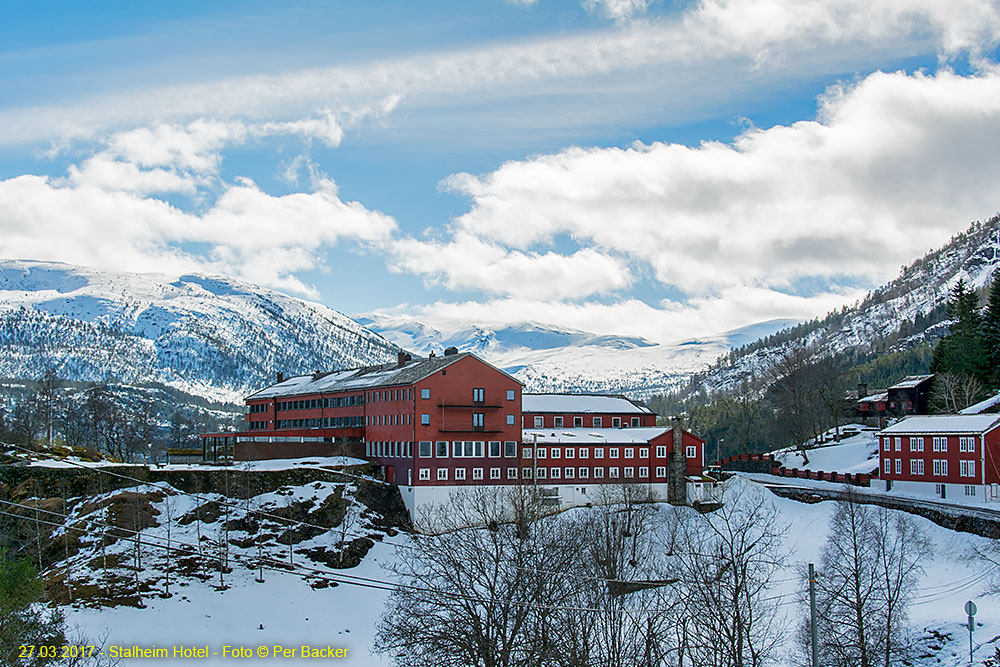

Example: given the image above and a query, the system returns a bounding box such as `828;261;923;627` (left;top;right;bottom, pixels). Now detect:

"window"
504;441;518;457
507;415;515;425
565;448;575;458
884;459;891;474
437;468;449;480
909;437;923;452
895;459;901;474
551;448;561;458
473;388;485;403
488;441;502;457
506;390;515;401
656;446;667;458
593;417;603;427
507;468;518;479
523;447;534;459
624;448;634;458
551;467;561;479
534;416;544;427
624;467;634;478
421;413;430;425
536;448;547;459
436;441;449;457
609;448;619;459
473;468;484;480
932;437;946;452
594;447;604;458
594;467;604;479
574;417;583;427
536;468;547;479
933;459;948;476
608;467;620;479
522;467;533;479
454;441;484;458
612;417;621;428
686;445;697;458
639;448;649;458
455;468;466;480
960;437;975;452
961;460;977;478
655;466;666;477
579;448;589;458
966;485;977;496
421;388;430;399
565;467;575;479
631;417;640;427
579;467;589;479
883;438;890;451
639;466;649;478
909;459;924;475
473;413;484;428
554;416;563;427
418;468;430;480
894;437;901;451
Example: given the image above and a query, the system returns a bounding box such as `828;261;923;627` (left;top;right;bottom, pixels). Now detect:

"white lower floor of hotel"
877;478;1000;502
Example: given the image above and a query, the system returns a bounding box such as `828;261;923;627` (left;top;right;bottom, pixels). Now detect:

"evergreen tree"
931;279;989;383
0;549;65;666
983;270;1000;384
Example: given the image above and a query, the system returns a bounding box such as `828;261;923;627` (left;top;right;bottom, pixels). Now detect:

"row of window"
883;436;977;452
370;413;413;427
249;403;268;413
368;441;414;458
523;445;698;459
416;465;672;481
417;388;518;401
531;416;643;428
276;416;365;429
417;441;520;458
370;388;412;403
277;395;365;411
883;458;977;477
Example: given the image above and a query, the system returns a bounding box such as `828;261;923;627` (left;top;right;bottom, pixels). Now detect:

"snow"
961;392;1000;414
773;427;880;474
890;374;935;389
881;414;1000;435
522;393;651;414
522;427;671;444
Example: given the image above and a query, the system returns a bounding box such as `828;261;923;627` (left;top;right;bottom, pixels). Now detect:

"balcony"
438;402;502;409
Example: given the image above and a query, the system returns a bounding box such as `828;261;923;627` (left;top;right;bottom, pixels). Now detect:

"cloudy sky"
2;0;1000;344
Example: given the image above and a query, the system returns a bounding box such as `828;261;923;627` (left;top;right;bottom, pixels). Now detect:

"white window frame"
894;437;901;451
565;467;575;479
418;441;432;458
895;459;901;474
507;467;518;479
579;448;589;458
594;447;604;459
593;467;604;479
435;441;448;457
639;447;649;458
554;416;564;427
550;467;561;479
490;467;501;480
609;448;619;459
624;447;634;458
565;448;575;458
551;447;561;459
656;445;667;458
472;468;484;480
536;467;547;479
418;468;430;481
578;467;589;479
574;417;583;427
504;441;518;457
437;468;449;480
623;467;634;479
655;466;666;477
536;447;547;459
686;445;697;458
608;467;620;479
455;467;467;480
612;417;621;428
488;441;502;457
534;416;544;427
593;417;603;427
523;447;534;459
883;459;891;474
639;466;649;478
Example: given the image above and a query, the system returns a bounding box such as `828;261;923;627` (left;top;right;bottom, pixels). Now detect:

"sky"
2;0;1000;345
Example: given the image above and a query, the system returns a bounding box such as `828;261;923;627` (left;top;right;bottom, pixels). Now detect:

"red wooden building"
878;414;1000;501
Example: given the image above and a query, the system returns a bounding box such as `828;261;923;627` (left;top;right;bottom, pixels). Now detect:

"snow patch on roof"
522;393;651;414
959;392;1000;415
879;414;1000;435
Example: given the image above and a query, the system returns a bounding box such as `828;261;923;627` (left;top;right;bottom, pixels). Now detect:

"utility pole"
809;563;819;667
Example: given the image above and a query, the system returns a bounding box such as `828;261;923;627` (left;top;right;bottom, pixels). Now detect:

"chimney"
668;416;687;505
277;371;284;383
857;382;868;400
398;351;407;368
444;346;458;356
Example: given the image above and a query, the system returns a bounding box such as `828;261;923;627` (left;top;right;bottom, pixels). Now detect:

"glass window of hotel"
554;416;564;427
522;467;533;479
624;447;634;458
565;467;575;479
579;448;589;458
473;388;485;403
473;413;484;427
455;468;467;480
523;447;534;459
537;447;547;459
639;466;649;478
594;447;604;458
435;441;448;457
593;417;603;427
504;441;517;457
419;468;430;480
656;445;667;458
490;467;501;479
612;417;621;428
507;415;515;425
593;467;604;478
574;417;583;427
894;437;901;450
551;467;561;479
551;448;561;458
565;447;575;458
895;459;901;474
639;447;649;458
609;448;619;458
686;445;697;458
966;485;977;496
884;459;890;474
508;467;518;479
655;466;666;477
418;441;432;457
421;413;430;425
437;468;448;480
534;416;544;427
579;467;589;478
608;467;620;478
421;388;430;399
506;390;515;401
536;468;547;479
631;417;640;427
488;441;502;457
624;467;634;478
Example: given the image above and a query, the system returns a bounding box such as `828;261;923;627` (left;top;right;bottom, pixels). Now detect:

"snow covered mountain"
691;214;1000;395
357;315;798;398
0;260;400;403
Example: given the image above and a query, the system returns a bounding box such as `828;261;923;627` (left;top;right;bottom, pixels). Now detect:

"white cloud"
582;0;652;24
388;67;1000;339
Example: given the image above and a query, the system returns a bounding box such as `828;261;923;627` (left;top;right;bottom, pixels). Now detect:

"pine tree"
983;270;1000;385
931;279;989;382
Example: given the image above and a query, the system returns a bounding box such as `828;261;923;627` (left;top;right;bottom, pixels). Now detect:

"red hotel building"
878;414;1000;501
201;350;709;516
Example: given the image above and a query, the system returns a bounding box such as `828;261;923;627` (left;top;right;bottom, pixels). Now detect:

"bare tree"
674;479;789;667
932;372;984;413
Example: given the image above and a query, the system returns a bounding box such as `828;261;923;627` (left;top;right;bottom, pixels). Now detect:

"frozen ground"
772;424;880;474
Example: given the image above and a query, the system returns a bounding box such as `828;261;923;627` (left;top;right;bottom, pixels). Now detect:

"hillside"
0;260;401;403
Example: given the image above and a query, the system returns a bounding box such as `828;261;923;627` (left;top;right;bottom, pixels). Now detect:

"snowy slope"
772;425;881;474
0;260;400;402
357;314;798;398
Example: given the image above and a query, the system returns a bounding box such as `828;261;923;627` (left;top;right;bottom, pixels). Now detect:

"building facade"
877;414;1000;501
522;393;657;429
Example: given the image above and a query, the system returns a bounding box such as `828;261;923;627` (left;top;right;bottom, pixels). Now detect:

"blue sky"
2;0;1000;343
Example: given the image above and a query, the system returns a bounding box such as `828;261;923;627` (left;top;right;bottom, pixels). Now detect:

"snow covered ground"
772;424;881;474
54;476;1000;666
